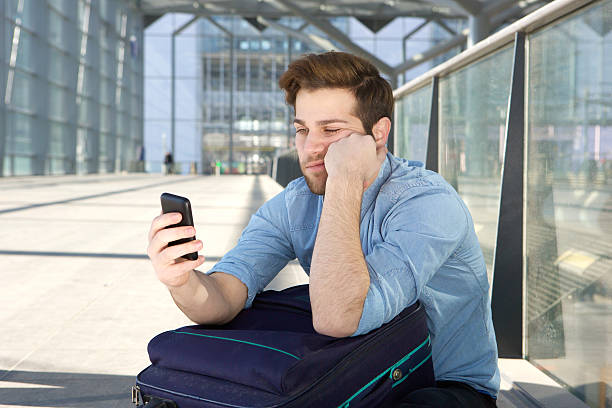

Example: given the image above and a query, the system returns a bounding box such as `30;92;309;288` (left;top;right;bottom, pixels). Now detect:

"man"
147;51;499;407
163;151;174;175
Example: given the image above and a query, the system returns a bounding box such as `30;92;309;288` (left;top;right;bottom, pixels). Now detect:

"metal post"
286;35;292;148
468;14;490;47
491;32;525;358
171;32;176;156
0;1;5;176
171;16;199;165
139;17;145;172
204;17;233;172
387;73;398;154
426;77;439;172
229;33;234;172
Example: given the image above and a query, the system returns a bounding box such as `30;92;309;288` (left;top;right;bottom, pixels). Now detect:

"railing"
393;0;611;406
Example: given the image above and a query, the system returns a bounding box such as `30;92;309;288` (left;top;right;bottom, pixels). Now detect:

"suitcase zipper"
335;337;432;408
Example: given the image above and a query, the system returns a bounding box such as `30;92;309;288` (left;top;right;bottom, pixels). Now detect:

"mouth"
305;161;325;172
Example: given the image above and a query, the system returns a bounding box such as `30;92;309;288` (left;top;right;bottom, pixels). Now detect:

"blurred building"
1;0;144;176
143;14;463;175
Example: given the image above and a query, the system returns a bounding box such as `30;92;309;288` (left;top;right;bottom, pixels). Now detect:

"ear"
371;117;391;148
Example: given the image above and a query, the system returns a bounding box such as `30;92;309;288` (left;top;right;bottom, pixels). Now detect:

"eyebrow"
293;118;349;126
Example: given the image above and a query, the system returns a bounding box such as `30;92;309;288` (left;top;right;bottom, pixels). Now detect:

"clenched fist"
324;133;388;189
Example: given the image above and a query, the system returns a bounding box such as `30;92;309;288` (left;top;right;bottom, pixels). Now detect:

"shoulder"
283;176;321;207
381;155;456;203
259;177;320;229
258;177;311;209
379;156;469;237
284;176;313;197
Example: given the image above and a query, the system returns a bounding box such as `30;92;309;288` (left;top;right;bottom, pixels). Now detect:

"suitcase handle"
133;385;177;408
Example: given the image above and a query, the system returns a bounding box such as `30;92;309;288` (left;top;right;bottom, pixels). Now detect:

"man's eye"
325;129;340;134
295;128;307;135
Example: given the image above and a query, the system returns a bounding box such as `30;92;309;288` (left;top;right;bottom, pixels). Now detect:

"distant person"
163;152;174;175
147;51;499;407
137;145;145;172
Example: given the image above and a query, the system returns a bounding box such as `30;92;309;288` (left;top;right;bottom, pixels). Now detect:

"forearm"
310;176;370;337
168;269;244;325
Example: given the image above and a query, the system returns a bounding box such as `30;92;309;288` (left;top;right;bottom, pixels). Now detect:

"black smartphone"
160;192;198;261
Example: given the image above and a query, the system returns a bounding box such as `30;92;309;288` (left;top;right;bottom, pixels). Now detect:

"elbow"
312;313;360;338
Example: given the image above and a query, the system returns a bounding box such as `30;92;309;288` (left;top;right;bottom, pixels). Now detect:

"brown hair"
278;51;394;135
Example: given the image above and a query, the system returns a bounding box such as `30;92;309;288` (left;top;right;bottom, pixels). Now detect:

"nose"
303;131;326;156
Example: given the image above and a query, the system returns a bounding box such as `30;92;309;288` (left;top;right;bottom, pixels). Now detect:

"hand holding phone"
147;193;205;288
160;193;199;261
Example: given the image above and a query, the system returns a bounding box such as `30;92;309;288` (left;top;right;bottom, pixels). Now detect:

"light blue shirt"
210;153;500;398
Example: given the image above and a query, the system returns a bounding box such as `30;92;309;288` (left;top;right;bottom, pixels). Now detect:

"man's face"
294;88;366;195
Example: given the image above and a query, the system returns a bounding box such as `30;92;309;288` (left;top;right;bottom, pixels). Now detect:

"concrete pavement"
0;174;307;408
0;173;589;408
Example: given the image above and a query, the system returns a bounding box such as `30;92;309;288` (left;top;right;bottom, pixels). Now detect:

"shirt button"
392;368;403;381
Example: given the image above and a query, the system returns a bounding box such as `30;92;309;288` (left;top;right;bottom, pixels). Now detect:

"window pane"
49;84;69;120
526;2;612;407
7;113;33;155
49;48;69;85
49;122;67;156
10;70;33;110
12;26;34;71
439;45;514;282
394;84;432;163
144;78;170;119
48;10;66;49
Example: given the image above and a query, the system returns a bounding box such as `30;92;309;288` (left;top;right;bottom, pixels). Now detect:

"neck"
363;148;388;191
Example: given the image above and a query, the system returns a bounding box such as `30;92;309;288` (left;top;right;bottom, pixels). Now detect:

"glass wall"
526;2;612;406
144;15;465;175
394;83;431;163
1;0;143;176
1;2;6;176
394;1;612;406
439;46;514;281
198;17;310;175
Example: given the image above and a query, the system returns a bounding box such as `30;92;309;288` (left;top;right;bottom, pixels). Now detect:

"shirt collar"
360;152;392;221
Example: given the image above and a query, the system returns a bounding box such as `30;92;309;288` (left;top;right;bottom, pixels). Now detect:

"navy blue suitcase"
133;284;434;408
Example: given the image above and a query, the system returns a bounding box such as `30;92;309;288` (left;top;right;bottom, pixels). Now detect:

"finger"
148;212;182;242
150;225;196;254
174;255;206;266
160;239;203;263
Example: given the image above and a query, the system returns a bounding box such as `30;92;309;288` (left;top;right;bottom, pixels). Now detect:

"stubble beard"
300;160;328;195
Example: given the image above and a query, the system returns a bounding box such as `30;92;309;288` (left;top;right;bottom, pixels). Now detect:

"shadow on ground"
0;370;136;407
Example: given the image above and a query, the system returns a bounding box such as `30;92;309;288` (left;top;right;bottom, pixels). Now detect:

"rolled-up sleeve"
208;190;295;308
354;189;468;336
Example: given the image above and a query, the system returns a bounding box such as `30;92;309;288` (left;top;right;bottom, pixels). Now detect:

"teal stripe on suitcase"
173;331;301;360
337;335;431;408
